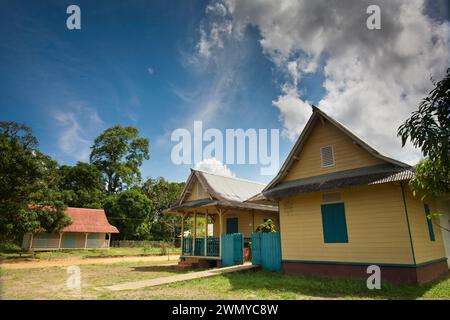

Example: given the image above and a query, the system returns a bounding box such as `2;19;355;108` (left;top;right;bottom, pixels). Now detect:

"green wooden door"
226;218;238;234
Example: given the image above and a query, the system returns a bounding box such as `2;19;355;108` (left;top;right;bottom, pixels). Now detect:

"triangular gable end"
265;106;410;190
178;170;212;205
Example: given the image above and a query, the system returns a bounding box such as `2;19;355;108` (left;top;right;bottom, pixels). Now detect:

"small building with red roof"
22;207;119;251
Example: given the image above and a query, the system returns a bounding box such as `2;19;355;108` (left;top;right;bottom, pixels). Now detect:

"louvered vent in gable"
320;145;335;167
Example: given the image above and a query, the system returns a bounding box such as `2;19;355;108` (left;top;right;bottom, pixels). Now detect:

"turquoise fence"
222;233;243;267
251;232;282;272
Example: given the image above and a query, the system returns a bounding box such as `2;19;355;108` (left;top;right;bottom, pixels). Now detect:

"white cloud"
195;158;235;177
53;106;104;161
198;0;450;164
272;84;312;140
147;67;154;75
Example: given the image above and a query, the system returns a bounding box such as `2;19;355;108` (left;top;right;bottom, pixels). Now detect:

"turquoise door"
63;233;76;248
226;218;238;234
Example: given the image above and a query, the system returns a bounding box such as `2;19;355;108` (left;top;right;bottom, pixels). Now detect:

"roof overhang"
263;164;414;199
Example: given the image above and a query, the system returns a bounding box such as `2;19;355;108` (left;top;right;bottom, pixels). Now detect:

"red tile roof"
62;207;119;233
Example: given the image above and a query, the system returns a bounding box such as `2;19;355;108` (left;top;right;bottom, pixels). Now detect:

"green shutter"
321;203;349;243
424;204;435;241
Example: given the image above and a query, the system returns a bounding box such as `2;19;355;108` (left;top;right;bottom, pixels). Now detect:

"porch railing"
182;237;219;257
206;237;220;256
182;237;193;255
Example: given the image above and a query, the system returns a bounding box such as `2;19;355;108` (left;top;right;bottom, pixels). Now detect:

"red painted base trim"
282;260;449;284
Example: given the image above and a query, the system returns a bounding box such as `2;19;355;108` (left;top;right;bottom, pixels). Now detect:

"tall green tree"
58;162;106;208
142;177;185;242
0;122;70;241
90;126;150;193
103;189;152;240
398;68;450;200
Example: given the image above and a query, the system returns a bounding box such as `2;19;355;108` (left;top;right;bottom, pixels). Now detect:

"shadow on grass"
222;270;450;300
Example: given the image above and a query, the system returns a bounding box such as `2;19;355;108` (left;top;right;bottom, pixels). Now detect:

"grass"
0;243;181;261
1;261;449;300
0;260;189;299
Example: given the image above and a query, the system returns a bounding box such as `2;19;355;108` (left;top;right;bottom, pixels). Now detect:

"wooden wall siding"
284;119;385;182
210;210;279;237
22;232;107;249
185;180;209;202
403;188;446;264
279;183;415;264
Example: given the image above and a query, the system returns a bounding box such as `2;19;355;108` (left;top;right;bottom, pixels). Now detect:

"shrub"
255;219;276;232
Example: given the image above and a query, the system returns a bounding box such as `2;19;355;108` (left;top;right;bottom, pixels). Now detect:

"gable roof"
63;207;119;233
167;168;277;213
264;106;410;192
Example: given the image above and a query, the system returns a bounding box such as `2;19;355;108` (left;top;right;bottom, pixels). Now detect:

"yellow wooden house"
258;106;448;284
164;168;278;267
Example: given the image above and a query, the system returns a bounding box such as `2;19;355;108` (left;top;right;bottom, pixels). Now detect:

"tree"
103;189;152;240
0;122;70;241
90;126;150;193
142;177;184;242
398;68;450;200
58;162;106;208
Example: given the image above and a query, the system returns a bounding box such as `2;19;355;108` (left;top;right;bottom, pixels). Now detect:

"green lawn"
0;244;181;261
1;261;449;300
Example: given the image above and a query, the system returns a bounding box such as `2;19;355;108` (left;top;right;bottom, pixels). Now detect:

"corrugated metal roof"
195;169;266;202
263;165;415;198
164;169;278;213
63;207;119;233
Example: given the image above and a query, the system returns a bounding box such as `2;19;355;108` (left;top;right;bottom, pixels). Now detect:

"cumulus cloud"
197;0;450;164
195;158;235;177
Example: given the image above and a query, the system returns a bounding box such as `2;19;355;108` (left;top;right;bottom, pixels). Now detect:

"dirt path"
0;254;180;269
102;262;259;291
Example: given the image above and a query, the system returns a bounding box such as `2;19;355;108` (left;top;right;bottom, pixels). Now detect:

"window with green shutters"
321;202;349;243
424;204;435;241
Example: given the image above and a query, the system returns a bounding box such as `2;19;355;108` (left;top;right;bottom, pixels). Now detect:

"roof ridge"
191;168;266;186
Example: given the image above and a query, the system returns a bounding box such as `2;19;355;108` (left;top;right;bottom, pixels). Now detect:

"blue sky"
1;0;448;184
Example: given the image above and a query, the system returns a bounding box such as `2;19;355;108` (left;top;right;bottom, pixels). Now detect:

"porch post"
58;232;63;250
181;212;185;255
84;233;88;249
193;211;197;256
218;208;222;258
204;210;208;256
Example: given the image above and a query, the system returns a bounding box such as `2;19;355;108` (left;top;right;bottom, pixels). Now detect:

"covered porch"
180;206;224;260
163;168;278;266
166;200;279;263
